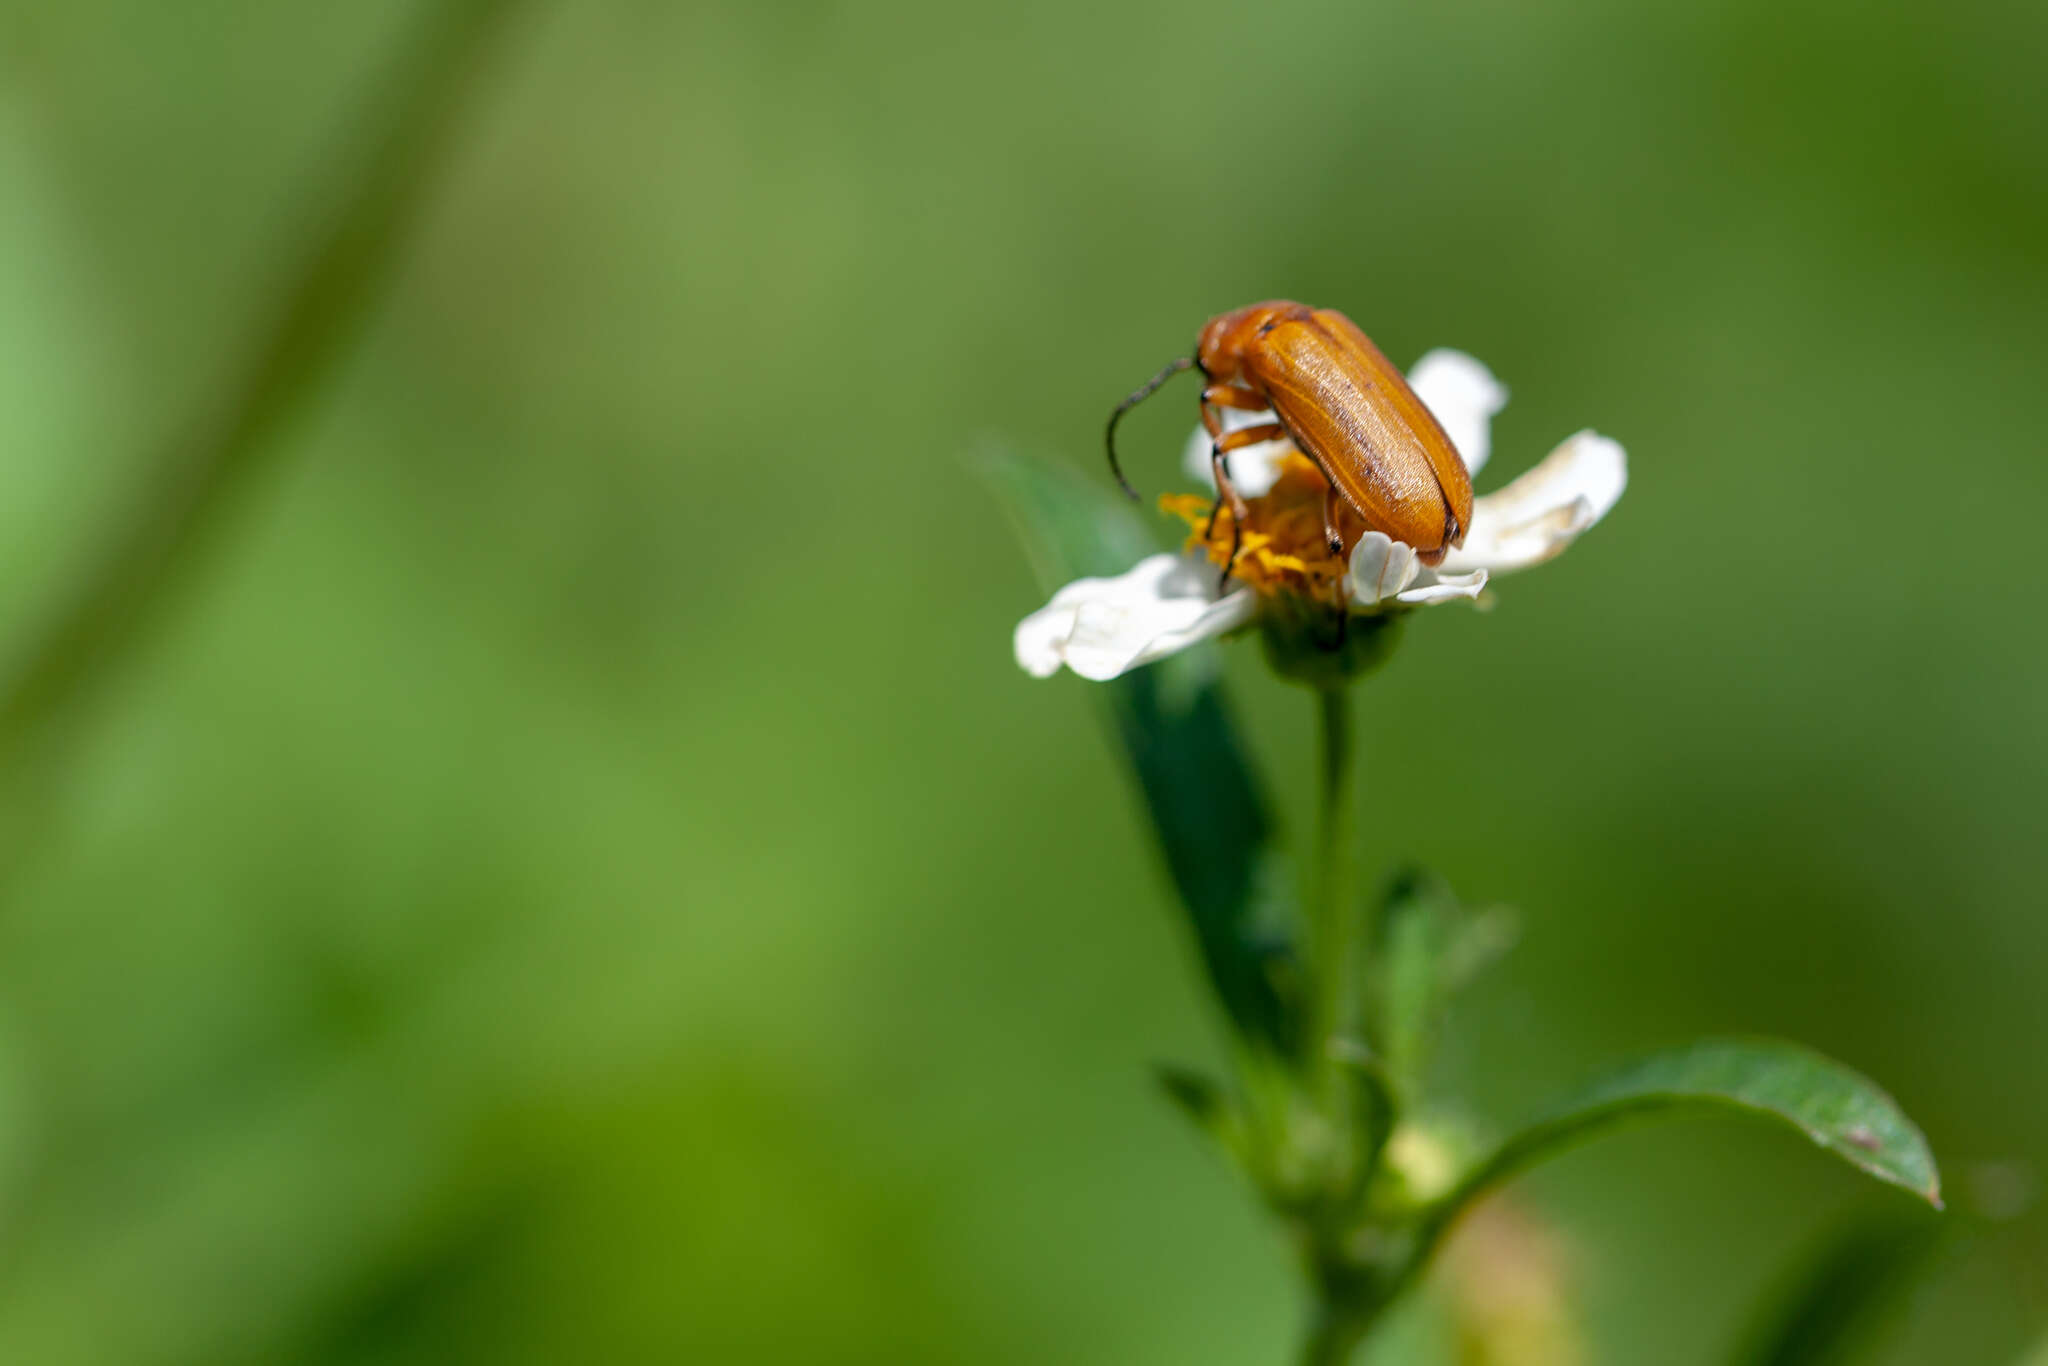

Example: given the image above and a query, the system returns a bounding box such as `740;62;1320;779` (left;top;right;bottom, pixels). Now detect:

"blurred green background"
0;0;2044;1361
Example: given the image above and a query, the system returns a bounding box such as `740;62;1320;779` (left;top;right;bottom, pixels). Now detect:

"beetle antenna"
1105;355;1196;501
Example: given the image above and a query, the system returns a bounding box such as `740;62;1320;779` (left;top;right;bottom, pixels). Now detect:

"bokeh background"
1;0;2044;1361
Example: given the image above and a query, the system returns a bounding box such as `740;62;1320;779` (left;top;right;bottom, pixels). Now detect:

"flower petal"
1407;349;1507;477
1181;409;1291;496
1014;552;1257;681
1344;532;1423;607
1347;531;1490;609
1440;430;1627;575
1396;568;1489;605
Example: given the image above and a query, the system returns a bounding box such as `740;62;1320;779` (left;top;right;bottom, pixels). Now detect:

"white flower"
1014;552;1257;682
1017;349;1626;681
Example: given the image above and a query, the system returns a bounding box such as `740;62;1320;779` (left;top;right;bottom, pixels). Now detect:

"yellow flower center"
1161;454;1370;607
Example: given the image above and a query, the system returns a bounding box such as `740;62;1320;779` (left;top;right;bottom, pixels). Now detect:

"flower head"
1015;348;1625;682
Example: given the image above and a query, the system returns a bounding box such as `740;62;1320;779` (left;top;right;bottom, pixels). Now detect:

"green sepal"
1258;602;1403;690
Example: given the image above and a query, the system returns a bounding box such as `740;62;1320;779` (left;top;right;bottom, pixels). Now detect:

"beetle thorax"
1196;300;1314;383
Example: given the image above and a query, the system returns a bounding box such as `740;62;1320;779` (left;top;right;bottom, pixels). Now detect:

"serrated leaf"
1733;1208;1947;1366
1404;1039;1941;1282
981;445;1298;1055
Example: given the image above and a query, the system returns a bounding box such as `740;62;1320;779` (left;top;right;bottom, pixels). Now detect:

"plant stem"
1309;683;1356;1080
1299;684;1367;1365
1298;1299;1368;1366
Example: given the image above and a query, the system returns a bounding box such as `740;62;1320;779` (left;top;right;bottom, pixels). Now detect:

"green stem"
1297;1299;1368;1366
1309;684;1356;1081
1298;685;1369;1365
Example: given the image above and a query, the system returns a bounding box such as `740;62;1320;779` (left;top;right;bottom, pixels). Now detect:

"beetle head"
1197;300;1313;382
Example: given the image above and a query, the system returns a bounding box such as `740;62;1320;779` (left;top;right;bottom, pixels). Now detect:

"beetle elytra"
1107;301;1475;583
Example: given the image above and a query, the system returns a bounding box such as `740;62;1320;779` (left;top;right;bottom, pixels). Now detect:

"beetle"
1106;301;1474;583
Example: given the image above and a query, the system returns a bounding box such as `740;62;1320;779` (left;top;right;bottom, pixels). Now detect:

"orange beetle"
1107;301;1474;577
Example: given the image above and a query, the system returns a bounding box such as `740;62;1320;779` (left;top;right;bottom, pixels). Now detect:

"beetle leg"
1198;384;1275;513
1213;421;1288;458
1201;383;1268;412
1199;401;1227;538
1209;445;1247;589
1204;422;1285;588
1322;479;1345;557
1320;481;1351;651
1204;422;1285;535
1198;385;1272;457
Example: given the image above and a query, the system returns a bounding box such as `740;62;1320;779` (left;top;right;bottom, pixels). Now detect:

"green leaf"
1155;1062;1251;1165
1732;1208;1947;1366
980;445;1298;1055
1366;868;1516;1092
1403;1039;1941;1283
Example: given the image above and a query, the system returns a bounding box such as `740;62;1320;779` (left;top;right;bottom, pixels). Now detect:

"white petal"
1440;430;1627;575
1180;409;1290;496
1407;349;1507;477
1344;532;1422;608
1348;532;1489;610
1395;568;1489;605
1013;552;1256;681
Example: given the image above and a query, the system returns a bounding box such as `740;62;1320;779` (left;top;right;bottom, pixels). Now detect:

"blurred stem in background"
0;0;529;803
